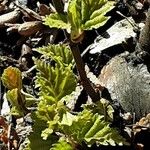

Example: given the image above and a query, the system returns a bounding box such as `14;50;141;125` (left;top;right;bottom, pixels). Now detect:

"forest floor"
1;0;150;150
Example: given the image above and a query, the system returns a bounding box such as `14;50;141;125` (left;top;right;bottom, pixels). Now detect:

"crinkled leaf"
83;1;115;30
61;110;128;147
44;13;70;29
41;115;60;140
41;127;54;140
35;59;76;101
44;0;115;42
68;0;83;41
1;66;22;90
50;139;73;150
83;99;114;121
68;0;115;31
28;113;58;150
35;44;73;66
68;0;115;40
60;112;76;126
10;106;24;116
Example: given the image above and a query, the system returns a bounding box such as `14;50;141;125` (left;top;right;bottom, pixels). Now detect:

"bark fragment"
18;21;43;36
0;9;21;27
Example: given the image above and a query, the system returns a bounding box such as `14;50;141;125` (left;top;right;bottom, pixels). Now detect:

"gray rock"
89;18;136;54
98;55;150;119
15;0;28;6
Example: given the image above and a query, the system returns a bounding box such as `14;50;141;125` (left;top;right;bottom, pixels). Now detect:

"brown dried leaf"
133;113;150;133
39;4;51;16
0;3;6;12
0;117;19;149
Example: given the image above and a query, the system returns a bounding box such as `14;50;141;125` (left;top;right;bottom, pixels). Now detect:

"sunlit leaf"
35;60;77;101
6;89;26;116
50;139;73;150
44;0;115;42
27;113;58;150
1;66;22;90
61;109;129;147
44;13;70;29
35;44;73;66
60;112;76;126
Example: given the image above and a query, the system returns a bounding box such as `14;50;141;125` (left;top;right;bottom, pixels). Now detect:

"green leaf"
28;113;58;150
44;13;70;29
83;98;114;121
61;110;129;147
35;59;77;101
50;139;73;150
1;66;22;90
68;0;83;41
6;88;26;116
41;126;54;140
83;1;115;30
44;0;115;43
60;112;76;126
35;44;73;66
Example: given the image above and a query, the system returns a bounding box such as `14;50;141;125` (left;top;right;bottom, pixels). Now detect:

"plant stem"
51;0;101;102
69;42;100;102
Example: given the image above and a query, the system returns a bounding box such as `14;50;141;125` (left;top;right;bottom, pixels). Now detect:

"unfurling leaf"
60;112;76;126
44;0;115;42
6;88;26;116
34;46;77;137
35;44;73;66
1;66;22;90
35;59;77;101
82;0;115;30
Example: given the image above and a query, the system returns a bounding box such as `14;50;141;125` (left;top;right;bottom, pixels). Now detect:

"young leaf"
35;44;73;66
44;13;70;29
82;0;115;30
35;59;77;101
61;110;128;147
50;139;73;150
27;113;58;150
6;89;26;116
83;99;114;121
68;0;83;41
60;112;76;126
44;0;115;42
1;66;22;90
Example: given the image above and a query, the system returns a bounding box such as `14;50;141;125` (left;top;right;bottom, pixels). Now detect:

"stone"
98;55;150;119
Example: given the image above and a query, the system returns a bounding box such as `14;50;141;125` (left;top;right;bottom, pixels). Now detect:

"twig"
7;124;11;150
14;2;42;21
116;11;139;29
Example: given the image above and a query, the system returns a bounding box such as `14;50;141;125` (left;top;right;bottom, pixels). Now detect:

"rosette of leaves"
26;44;129;149
59;109;129;147
44;0;115;42
1;66;28;116
29;44;76;137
